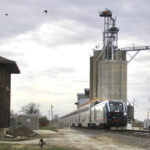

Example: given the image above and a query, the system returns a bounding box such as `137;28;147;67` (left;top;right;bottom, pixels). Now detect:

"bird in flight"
5;13;8;16
44;10;48;14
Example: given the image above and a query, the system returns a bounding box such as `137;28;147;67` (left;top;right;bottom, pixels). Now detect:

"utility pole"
147;112;149;119
148;99;150;119
51;104;54;120
48;110;50;128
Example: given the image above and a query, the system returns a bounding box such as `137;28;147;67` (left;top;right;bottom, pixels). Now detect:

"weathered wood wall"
0;66;11;128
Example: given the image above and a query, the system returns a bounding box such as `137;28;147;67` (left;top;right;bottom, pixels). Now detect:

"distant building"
144;119;150;130
0;56;20;136
127;104;134;122
76;88;90;108
132;119;144;128
10;114;39;130
10;115;17;130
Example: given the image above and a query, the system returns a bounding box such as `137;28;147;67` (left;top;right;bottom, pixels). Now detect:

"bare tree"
20;103;40;115
10;110;17;116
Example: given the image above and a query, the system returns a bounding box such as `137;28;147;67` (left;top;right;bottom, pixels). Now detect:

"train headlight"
123;112;127;116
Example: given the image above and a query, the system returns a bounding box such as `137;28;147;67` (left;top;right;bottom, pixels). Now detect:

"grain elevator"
90;9;127;104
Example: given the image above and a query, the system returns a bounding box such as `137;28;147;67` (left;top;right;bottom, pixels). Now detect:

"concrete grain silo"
97;57;127;102
90;9;127;104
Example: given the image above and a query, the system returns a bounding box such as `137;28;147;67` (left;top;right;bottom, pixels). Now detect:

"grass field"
0;143;77;150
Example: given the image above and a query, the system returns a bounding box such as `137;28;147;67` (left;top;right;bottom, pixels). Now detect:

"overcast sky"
1;0;150;121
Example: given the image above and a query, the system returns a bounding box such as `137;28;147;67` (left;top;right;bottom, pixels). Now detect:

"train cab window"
109;102;123;112
94;101;99;105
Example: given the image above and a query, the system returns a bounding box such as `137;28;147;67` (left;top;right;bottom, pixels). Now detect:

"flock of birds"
4;10;48;16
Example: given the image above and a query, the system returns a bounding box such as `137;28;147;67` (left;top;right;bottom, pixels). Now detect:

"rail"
109;129;150;138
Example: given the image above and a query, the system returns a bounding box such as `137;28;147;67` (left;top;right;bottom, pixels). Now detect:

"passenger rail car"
60;100;127;129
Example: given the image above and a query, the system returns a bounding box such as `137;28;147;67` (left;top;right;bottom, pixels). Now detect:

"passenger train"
60;100;127;129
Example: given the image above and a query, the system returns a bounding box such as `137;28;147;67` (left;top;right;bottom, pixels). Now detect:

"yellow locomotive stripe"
77;97;107;109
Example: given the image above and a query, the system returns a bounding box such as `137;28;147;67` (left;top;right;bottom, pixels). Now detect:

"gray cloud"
1;0;150;45
1;0;150;121
43;67;76;78
16;67;76;83
0;49;18;57
15;84;67;95
72;80;88;83
135;55;150;63
29;21;99;48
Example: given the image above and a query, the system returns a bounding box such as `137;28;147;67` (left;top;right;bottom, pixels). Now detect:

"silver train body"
60;100;127;128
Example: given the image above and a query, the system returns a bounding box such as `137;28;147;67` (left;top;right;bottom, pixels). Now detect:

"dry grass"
0;143;78;150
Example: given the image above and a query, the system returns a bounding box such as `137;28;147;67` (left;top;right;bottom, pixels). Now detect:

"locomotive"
60;100;127;129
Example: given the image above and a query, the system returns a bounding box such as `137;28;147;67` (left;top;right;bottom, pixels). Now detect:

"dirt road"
0;128;149;150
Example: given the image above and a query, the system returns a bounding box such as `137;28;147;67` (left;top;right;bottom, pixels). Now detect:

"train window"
94;109;97;120
80;107;89;113
109;102;123;112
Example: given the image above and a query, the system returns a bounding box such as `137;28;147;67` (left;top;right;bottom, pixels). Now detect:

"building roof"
84;88;89;92
0;56;20;73
77;93;85;96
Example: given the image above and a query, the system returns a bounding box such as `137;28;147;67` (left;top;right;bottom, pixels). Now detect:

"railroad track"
72;127;150;138
109;129;150;138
